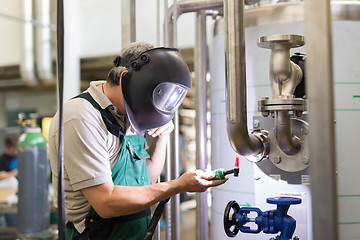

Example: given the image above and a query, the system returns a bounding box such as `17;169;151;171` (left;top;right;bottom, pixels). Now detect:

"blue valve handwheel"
267;197;302;205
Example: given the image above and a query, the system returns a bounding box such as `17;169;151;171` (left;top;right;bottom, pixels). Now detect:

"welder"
48;42;227;240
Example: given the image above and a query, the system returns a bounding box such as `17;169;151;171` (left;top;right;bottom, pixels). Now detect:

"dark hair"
4;133;19;149
106;42;154;86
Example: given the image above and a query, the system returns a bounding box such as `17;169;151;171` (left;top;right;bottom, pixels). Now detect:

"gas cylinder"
17;114;50;234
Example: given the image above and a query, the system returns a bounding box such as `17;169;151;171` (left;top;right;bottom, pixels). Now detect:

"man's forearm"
146;135;168;184
82;178;181;218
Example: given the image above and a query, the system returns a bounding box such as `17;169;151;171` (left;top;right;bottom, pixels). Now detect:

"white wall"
0;0;22;66
0;0;203;127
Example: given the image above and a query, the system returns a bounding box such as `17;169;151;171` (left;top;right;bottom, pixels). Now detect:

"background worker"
0;132;19;228
0;133;19;181
49;42;227;240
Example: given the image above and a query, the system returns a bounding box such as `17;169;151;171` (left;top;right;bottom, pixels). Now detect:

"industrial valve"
224;197;301;240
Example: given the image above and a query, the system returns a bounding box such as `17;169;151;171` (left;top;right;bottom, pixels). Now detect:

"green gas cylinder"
17;115;50;234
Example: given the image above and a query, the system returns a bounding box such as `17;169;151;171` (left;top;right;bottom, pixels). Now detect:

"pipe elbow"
227;123;264;156
275;111;301;155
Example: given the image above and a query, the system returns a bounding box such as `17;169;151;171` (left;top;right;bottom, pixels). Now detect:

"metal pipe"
165;137;172;240
0;11;56;30
21;0;38;86
121;0;136;46
167;0;223;46
170;112;181;240
224;0;264;156
166;0;180;240
166;2;223;240
305;0;339;238
195;10;209;240
35;0;55;85
275;111;301;155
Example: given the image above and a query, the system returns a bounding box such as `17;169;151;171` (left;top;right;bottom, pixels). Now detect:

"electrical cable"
56;0;66;239
143;198;170;240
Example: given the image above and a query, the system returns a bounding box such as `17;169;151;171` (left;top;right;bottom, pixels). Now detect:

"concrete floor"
160;208;198;240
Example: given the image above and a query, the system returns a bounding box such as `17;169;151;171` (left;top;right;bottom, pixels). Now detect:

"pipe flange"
258;105;307;112
268;118;309;172
258;98;306;106
245;129;269;163
258;98;307;115
257;34;305;49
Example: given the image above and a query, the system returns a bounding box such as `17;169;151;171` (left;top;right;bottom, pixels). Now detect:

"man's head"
107;42;192;136
4;133;19;157
106;42;154;86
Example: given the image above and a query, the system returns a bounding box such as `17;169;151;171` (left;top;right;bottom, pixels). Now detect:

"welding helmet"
115;47;192;136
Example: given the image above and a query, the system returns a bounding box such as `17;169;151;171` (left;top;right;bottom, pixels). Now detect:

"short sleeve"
62;100;113;191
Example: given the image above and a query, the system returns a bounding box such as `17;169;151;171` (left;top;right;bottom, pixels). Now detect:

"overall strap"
74;92;125;139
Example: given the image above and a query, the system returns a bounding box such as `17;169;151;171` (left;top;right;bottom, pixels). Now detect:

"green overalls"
67;134;152;240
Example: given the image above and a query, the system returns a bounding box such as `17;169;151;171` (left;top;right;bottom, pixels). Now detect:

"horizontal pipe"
0;11;56;30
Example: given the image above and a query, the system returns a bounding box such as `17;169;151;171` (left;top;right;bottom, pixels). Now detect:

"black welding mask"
116;47;192;136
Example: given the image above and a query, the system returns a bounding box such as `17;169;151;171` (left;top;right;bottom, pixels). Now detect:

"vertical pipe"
121;0;136;46
21;0;38;86
156;0;161;47
35;0;55;85
224;0;264;156
170;112;181;240
195;10;209;240
167;1;180;239
164;1;173;238
305;0;339;239
165;138;172;240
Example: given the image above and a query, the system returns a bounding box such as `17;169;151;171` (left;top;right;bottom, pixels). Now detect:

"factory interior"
0;0;359;239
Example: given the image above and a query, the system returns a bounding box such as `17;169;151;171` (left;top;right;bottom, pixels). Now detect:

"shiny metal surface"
195;11;209;240
224;0;265;156
166;2;226;239
121;0;136;46
305;0;339;238
274;111;301;156
35;0;55;85
253;116;310;184
21;0;37;86
258;34;305;49
268;118;309;172
244;1;360;28
167;0;223;47
258;34;304;156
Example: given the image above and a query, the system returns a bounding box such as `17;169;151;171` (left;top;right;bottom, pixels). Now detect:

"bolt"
253;119;260;128
261;97;270;100
301;127;309;135
262;111;269;117
295;110;303;117
302;157;309;165
272;156;281;164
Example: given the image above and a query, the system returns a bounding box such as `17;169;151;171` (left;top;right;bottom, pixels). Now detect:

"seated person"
0;133;19;182
0;132;19;228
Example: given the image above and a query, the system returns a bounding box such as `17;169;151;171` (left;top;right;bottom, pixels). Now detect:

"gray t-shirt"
48;81;130;233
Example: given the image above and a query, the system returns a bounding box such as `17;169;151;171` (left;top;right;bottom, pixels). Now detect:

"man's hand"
175;171;228;193
147;121;174;138
0;170;18;180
